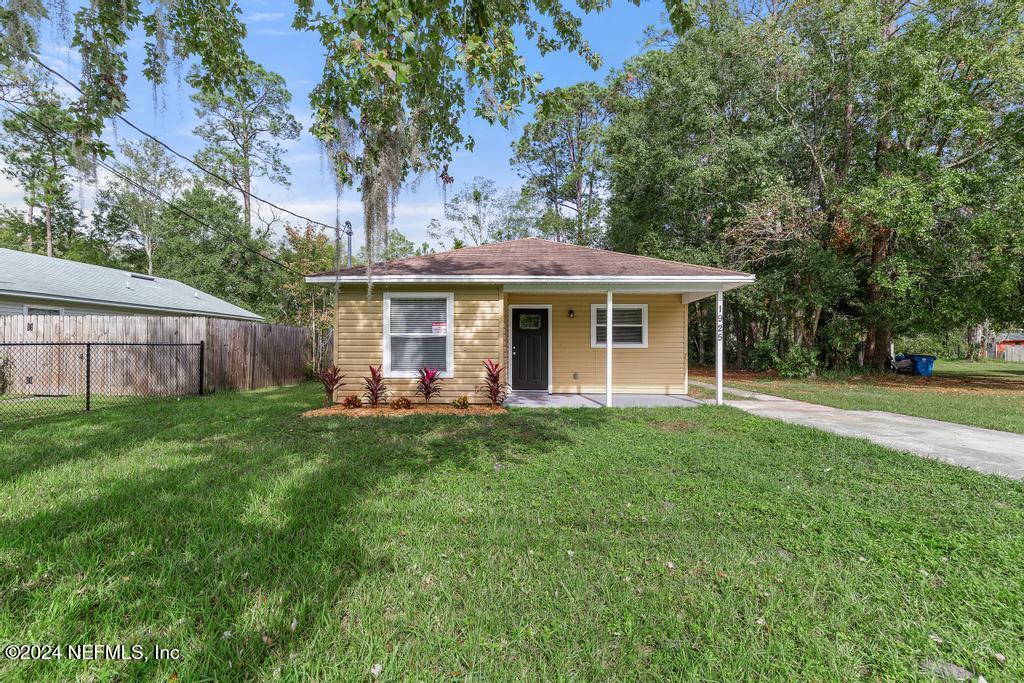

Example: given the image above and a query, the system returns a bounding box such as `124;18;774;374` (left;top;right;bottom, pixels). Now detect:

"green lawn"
1;384;1022;680
0;394;158;424
933;359;1024;382
703;360;1024;434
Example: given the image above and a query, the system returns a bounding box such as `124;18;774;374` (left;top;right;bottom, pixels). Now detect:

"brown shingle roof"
307;238;751;280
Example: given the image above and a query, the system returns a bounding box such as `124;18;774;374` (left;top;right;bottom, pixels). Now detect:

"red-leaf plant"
479;359;508;407
416;367;444;403
362;364;389;407
318;364;345;406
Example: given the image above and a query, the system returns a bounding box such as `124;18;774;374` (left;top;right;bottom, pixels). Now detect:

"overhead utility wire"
31;56;352;237
1;101;303;277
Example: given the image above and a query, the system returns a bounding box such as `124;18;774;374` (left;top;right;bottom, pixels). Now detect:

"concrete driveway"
691;381;1024;479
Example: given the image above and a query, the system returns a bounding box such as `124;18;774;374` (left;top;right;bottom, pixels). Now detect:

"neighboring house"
306;237;754;405
993;332;1024;361
0;248;262;321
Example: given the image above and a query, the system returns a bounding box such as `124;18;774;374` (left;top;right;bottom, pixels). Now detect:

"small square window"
518;314;542;330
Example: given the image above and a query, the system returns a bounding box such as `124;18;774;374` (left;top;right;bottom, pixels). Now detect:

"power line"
31;56;353;237
0;101;304;277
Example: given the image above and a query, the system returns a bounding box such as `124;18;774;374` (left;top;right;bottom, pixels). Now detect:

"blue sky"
3;1;668;251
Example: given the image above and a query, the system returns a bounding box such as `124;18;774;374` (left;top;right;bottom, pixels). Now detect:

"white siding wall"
0;300;24;316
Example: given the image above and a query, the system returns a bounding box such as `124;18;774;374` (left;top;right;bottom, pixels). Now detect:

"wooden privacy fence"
0;314;308;392
0;341;202;399
202;318;309;390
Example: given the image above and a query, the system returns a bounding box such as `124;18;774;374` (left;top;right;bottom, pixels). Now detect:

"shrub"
317;364;345;406
451;395;470;410
478;358;508;406
362;364;388;406
303;361;322;381
819;315;862;369
389;396;412;410
341;394;363;409
416;367;444;402
748;340;779;372
0;355;12;395
778;346;819;379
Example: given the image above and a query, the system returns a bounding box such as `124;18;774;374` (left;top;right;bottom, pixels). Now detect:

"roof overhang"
0;289;264;321
305;274;756;292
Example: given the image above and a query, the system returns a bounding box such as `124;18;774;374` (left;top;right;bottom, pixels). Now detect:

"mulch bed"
303;404;508;418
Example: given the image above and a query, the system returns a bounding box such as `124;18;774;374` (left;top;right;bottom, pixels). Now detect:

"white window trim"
22;304;63;315
382;291;455;379
590;303;648;349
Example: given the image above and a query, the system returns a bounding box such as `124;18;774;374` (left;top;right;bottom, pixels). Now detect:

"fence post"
85;343;91;411
198;340;205;396
249;323;257;391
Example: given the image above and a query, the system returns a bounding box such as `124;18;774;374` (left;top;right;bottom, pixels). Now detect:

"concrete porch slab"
506;392;703;408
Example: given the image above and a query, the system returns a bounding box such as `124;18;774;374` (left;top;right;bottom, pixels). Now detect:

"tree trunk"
863;229;891;369
694;302;706;366
734;308;745;370
25;204;34;252
808;305;822;344
243;175;252;231
44;204;53;257
145;234;154;275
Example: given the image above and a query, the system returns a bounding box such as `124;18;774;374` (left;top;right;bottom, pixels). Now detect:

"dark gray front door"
511;309;548;390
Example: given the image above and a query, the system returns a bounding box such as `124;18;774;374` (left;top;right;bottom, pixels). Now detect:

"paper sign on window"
431;322;447;335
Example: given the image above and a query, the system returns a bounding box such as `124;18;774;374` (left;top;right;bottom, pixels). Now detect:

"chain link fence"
0;342;203;424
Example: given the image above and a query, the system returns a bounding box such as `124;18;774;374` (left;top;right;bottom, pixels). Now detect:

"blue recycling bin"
909;354;936;378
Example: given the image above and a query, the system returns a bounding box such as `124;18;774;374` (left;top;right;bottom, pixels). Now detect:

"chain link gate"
0;342;204;424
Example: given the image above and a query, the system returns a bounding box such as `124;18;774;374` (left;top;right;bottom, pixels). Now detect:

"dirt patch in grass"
653;419;695;432
303;403;508;418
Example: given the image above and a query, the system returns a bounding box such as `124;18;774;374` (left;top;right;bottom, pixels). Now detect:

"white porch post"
715;289;724;406
606;289;613;407
683;301;689;396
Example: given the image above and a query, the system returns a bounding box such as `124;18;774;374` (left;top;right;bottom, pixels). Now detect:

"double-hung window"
591;304;648;348
383;292;454;377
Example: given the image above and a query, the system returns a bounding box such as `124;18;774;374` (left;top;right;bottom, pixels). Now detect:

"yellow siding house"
307;238;753;406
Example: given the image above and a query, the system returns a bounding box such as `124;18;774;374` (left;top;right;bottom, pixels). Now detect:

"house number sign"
716;299;724;343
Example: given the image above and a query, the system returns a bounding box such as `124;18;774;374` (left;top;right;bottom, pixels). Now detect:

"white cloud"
245;12;286;22
252;28;293;37
0;164;114;219
0;174;25;208
288;154;324;165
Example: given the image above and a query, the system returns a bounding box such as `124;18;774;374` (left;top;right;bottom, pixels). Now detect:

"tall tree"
277;223;337;371
192;64;301;230
605;0;1024;371
357;228;432;262
156;181;282;319
2;0;693;277
427;177;537;248
512;82;608;245
93;138;185;274
0;89;79;257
